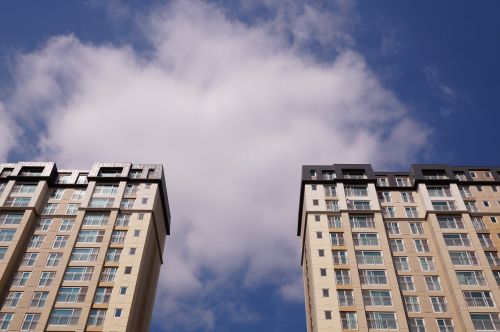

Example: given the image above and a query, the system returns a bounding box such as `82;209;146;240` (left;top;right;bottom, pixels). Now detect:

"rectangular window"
414;239;430;252
71;189;86;200
377;177;388;186
42;203;58;215
337;290;354;306
12;183;37;194
59;219;74;232
360;270;387;285
36;218;52;231
432;201;457;211
330;233;345;246
89;197;114;208
409;222;424;235
340;312;358;330
389;239;405;252
366;312;398;330
325;200;339;211
324;185;336;196
425;276;442;291
50;189;65;199
355;251;383;265
56;287;87;303
345;185;368;196
436;318;454;332
21;252;38;267
335;269;351;285
0;212;23;225
409;318;426;332
38;272;55;287
0;247;6;260
456;271;486;286
437;216;464;229
398;276;415;291
472;217;486;231
76;174;88;184
29;292;48;307
401;192;415;203
52;236;68;249
63;267;93;282
478;233;494;248
5;196;31;207
87;309;107;327
378;191;391;203
383;206;395;218
21;313;40;331
327;215;341;228
349;215;375;228
443;233;470;247
394;256;410;271
100;267;118;282
93;184;118;195
0;229;15;242
70;248;99;262
28;235;45;248
332;250;348;265
430;296;448;313
385;222;400;235
12;272;30;286
120;199;135;209
428;186;451;197
94;287;112;304
485;251;500;267
347;200;371;210
76;230;104;243
4;292;22;307
111;230;127;244
353;233;379;246
470;313;500;331
404;296;421;313
65;204;79;215
46;253;62;267
83;213;109;226
48;309;81;326
405;207;418;218
105;248;122;262
362;290;392;306
419;257;435;272
463;291;495;307
450;251;478;266
57;173;72;184
115;214;130;227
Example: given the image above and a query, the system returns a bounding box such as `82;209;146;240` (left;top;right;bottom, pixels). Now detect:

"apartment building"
0;162;171;331
298;164;500;332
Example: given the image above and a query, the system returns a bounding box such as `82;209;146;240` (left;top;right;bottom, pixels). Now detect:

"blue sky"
0;1;499;331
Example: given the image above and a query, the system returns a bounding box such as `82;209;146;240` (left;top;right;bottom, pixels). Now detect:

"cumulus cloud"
2;0;429;330
0;102;16;160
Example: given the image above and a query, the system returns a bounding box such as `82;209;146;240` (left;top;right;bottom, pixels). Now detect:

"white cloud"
3;1;429;330
0;102;16;160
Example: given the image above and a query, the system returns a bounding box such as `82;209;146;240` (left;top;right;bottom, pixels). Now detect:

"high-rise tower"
0;162;171;331
298;164;500;332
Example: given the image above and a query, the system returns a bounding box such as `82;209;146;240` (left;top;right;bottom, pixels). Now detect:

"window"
394;256;410;271
362;290;392;306
472;217;487;231
12;272;30;286
0;313;12;331
428;186;451;197
327;215;341;228
345;185;368;196
124;266;132;274
65;203;79;215
89;197;114;208
401;192;415;203
405;207;418;218
21;252;38;267
0;212;23;225
20;167;43;176
322;171;336;180
355;251;383;265
465;201;478;212
57;173;72;184
88;309;107;327
83;213;108;226
76;174;88;184
115;214;130;227
485;251;500;267
478;233;494;247
404;296;421;312
414;239;430;252
70;248;99;262
366;312;398;330
120;199;135;209
28;235;45;248
349;215;375;228
130;169;143;178
332;250;348;264
38;272;55;287
470;313;500;331
352;233;379;246
483;201;490;207
450;251;478;265
383;206;395;218
335;269;351;285
419;257;435;272
0;229;15;242
324;185;336;196
5;196;31;207
99;168;122;177
456;271;486;286
432;201;457;211
425;276;442;291
385;222;400;235
459;186;471;198
398;276;415;291
94;287;112;304
125;184;139;195
48;308;81;326
59;219;74;232
316;231;322;239
437;216;464;229
63;267;93;282
46;252;62;267
491;216;498;223
100;267;118;282
94;184;118;195
53;235;68;249
71;189;86;200
463;291;495;307
430;296;448;312
325;200;339;211
377;177;388;186
138;213;144;220
409;222;424;235
378;191;391;203
320;268;327;277
396;177;411;187
114;308;122;318
129;247;136;255
341;312;358;330
50;189;65;199
12;183;37;194
77;230;104;243
322;289;329;297
141;198;148;204
4;292;22;307
312;199;319;206
347;200;371;210
330;233;345;246
119;287;127;295
106;248;122;262
390;239;405;252
21;313;40;331
360;270;387;285
436;318;454;332
337;290;354;306
494;271;500;286
36;218;52;231
443;233;470;247
470;171;477;178
0;167;13;176
29;292;48;307
0;247;6;260
42;203;58;215
111;230;127;244
56;287;87;303
409;318;426;332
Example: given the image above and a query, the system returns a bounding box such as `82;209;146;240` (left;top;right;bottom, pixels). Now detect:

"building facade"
298;164;500;332
0;162;171;331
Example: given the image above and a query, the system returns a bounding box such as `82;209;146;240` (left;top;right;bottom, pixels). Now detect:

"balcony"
333;255;348;265
347;201;371;211
326;201;340;211
341;318;358;330
466;203;479;212
444;237;471;247
432;202;457;211
360;275;388;285
363;295;392;306
356;255;383;265
353;238;379;246
428;188;452;197
345;188;368;196
335;276;351;285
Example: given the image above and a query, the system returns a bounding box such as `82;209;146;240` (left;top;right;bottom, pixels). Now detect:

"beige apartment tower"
0;162;171;331
298;164;500;332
